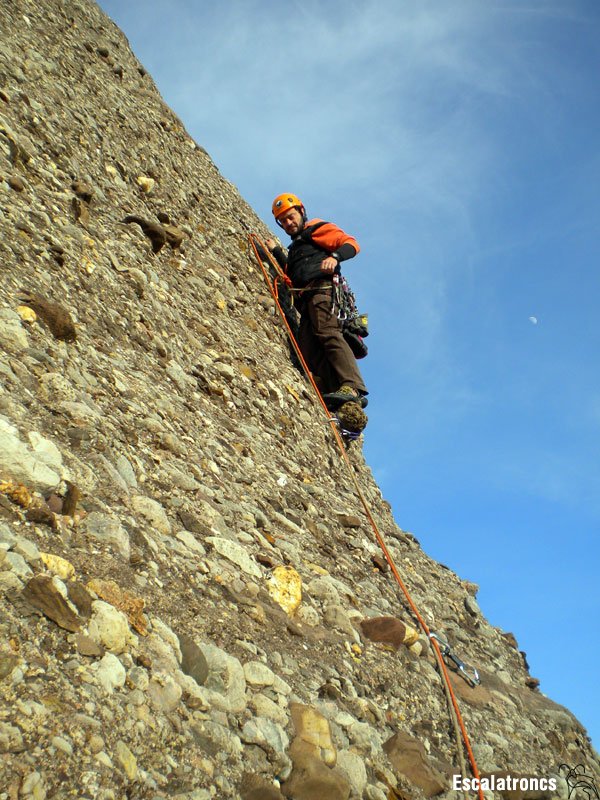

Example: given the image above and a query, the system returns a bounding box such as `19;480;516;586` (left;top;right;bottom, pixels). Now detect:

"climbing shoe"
336;401;368;434
322;386;368;410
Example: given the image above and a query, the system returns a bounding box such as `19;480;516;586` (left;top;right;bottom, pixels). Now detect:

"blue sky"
97;1;600;749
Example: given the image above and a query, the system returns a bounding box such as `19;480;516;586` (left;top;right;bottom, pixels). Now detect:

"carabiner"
429;632;480;688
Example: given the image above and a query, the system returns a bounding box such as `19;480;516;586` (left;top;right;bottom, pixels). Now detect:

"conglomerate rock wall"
0;2;597;799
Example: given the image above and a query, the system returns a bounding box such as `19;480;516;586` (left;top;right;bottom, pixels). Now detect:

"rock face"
0;2;597;799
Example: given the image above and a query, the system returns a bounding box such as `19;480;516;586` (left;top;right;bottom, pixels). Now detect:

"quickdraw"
331;417;363;442
429;633;481;688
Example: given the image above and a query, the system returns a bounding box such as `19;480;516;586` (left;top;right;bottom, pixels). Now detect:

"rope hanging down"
248;232;484;798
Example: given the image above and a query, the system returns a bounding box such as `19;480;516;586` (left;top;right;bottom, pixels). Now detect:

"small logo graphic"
559;764;599;800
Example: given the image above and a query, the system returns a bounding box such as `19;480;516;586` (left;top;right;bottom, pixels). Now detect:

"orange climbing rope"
249;232;485;798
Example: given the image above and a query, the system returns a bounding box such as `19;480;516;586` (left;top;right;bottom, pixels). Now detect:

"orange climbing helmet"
272;193;304;220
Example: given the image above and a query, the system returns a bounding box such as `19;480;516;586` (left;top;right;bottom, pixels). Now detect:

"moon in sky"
529;316;538;325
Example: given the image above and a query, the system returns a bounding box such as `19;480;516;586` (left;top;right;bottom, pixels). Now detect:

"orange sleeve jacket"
281;218;360;288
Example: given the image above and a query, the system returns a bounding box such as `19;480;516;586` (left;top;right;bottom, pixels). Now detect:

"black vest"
287;222;329;288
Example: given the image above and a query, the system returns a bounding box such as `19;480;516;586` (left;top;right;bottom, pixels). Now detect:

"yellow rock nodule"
39;552;75;581
268;565;302;615
16;305;37;323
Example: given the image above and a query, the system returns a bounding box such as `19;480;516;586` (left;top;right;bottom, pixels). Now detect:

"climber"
265;193;368;432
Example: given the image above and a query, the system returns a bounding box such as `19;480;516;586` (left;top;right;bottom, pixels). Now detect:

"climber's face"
278;207;304;237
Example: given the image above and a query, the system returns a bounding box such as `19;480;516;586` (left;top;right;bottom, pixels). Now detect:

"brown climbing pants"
297;285;367;396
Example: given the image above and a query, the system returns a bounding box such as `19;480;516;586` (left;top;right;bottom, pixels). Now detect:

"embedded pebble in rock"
114;454;138;489
151;618;182;657
127;665;150;692
168;464;202;491
272;674;293;697
337;513;363;528
59;401;102;425
131;495;172;535
295;604;320;627
249;693;289;726
165;359;196;391
271;511;305;538
323;603;359;639
179;633;209;686
27;431;63;470
37;373;77;405
0;309;29;351
0;524;17;550
359;615;419;649
39;552;75;581
147;671;183;713
75;633;103;657
190;497;228;533
13;536;40;563
364;788;388;800
268;565;302;614
0;655;20;680
464;595;481;616
115;740;138;780
51;735;74;756
196;643;247;713
471;742;501;772
0;1;596;797
20;772;46;799
176;529;206;556
81;512;130;559
383;731;449;797
290;704;337;767
93;652;127;694
0;571;23;595
88;600;137;653
347;720;383;755
95;454;130;494
191;719;243;759
335;711;357;729
241;716;290;758
337;749;368;797
0;722;24;752
22;575;82;631
307;575;342;606
243;660;276;688
0;416;61;491
139;631;180;672
5;551;34;580
206;536;262;578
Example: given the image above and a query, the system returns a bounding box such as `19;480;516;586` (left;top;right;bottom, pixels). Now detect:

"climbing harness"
248;232;485;799
271;219;369;359
429;633;481;688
